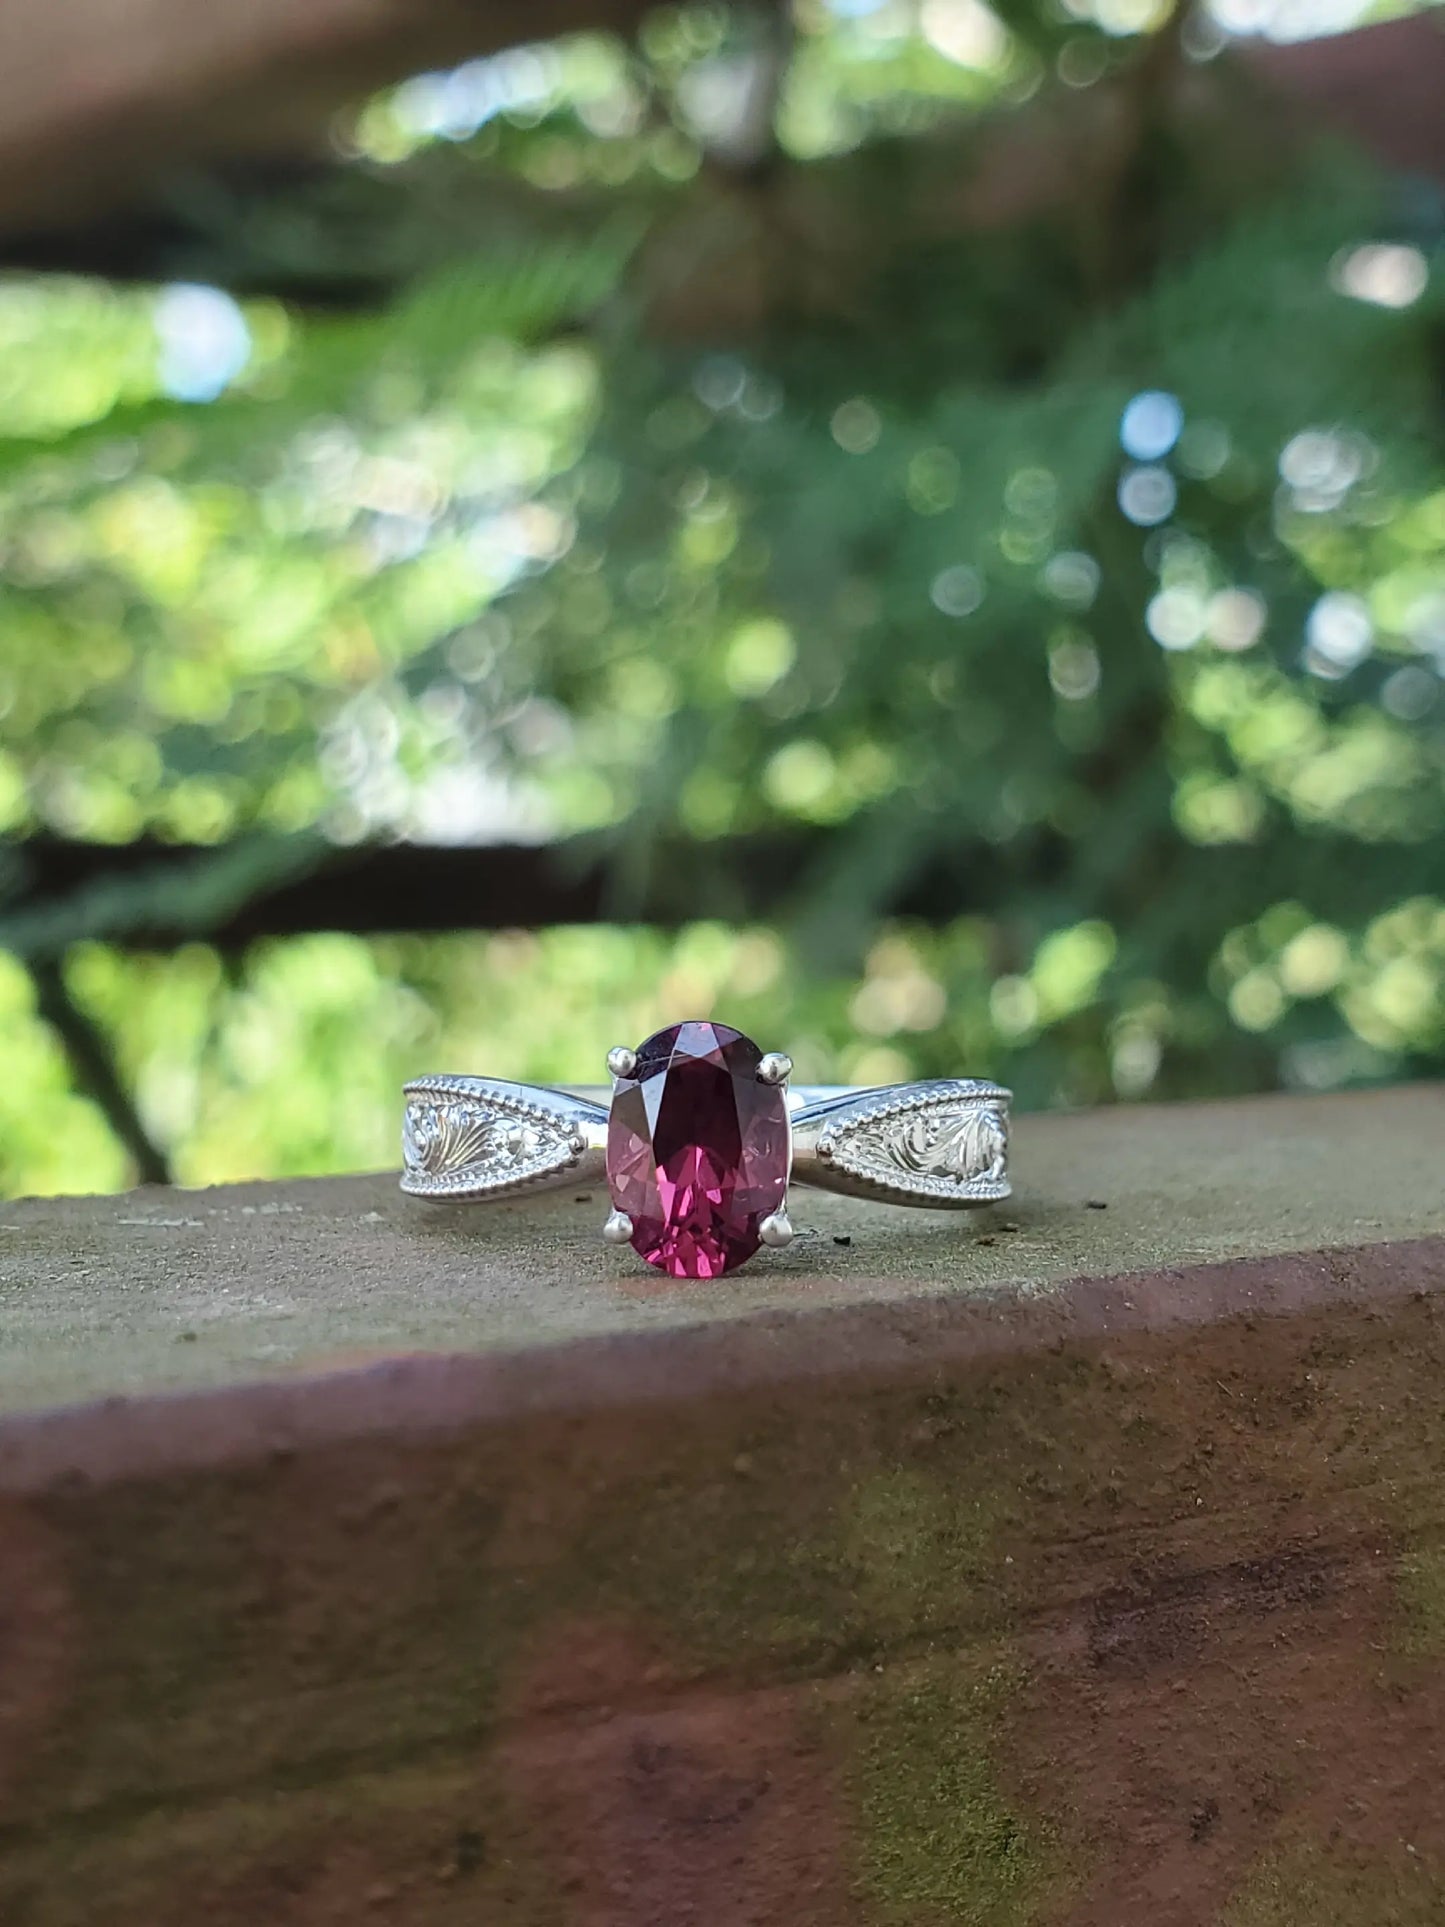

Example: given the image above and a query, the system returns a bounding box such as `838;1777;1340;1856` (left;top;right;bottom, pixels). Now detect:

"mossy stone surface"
2;1089;1445;1921
844;1654;1067;1925
1221;1840;1445;1927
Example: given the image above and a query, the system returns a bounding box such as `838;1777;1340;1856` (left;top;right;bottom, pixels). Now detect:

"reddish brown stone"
507;1625;859;1927
0;1089;1443;1925
0;1502;75;1809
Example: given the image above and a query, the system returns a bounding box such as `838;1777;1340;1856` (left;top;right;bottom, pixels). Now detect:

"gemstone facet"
606;1021;790;1278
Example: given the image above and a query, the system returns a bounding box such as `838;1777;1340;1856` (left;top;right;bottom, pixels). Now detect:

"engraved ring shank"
401;1076;1010;1209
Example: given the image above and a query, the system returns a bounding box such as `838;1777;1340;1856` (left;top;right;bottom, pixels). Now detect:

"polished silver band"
401;1075;1011;1210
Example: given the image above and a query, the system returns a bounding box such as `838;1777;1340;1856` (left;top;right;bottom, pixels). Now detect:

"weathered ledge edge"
0;1230;1440;1495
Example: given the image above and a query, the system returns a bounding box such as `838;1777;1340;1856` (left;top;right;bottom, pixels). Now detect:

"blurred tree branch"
28;959;171;1186
0;837;329;961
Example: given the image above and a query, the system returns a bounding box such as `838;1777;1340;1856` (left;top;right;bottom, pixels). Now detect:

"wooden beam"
3;821;1425;955
1;829;1024;950
0;3;1442;252
1241;12;1445;188
1;1086;1444;1920
0;0;664;236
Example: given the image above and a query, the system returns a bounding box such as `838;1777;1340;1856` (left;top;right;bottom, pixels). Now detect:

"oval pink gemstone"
606;1021;790;1279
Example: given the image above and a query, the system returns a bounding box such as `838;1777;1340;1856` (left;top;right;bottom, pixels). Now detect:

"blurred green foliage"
0;0;1442;1194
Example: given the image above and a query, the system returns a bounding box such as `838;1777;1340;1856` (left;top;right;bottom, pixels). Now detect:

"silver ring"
401;1020;1010;1279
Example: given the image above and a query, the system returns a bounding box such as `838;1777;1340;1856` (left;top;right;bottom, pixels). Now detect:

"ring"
401;1019;1011;1279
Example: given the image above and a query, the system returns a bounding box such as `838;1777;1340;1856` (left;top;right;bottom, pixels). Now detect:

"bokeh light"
1120;390;1184;462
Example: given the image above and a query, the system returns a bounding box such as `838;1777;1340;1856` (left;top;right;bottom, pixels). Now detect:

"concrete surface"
0;1086;1443;1926
1;1083;1441;1417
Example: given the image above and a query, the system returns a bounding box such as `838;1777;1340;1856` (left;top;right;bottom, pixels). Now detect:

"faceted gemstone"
606;1021;790;1279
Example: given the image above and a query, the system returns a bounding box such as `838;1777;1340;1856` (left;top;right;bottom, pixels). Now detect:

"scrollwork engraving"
401;1096;573;1193
882;1103;1008;1184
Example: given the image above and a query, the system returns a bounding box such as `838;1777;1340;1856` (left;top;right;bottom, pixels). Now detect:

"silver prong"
758;1051;793;1087
602;1208;634;1245
606;1044;637;1080
759;1207;794;1248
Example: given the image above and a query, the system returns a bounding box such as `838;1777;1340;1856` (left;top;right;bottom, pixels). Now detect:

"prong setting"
606;1044;637;1080
758;1051;793;1087
759;1207;794;1248
602;1208;634;1246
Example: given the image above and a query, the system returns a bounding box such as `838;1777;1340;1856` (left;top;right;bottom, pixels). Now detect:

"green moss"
0;1755;565;1927
1395;1544;1445;1657
848;1467;1011;1643
551;1399;1022;1677
1221;1839;1445;1927
845;1652;1066;1926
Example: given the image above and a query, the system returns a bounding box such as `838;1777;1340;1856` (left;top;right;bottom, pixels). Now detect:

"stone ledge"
1;1082;1441;1423
0;1086;1443;1925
